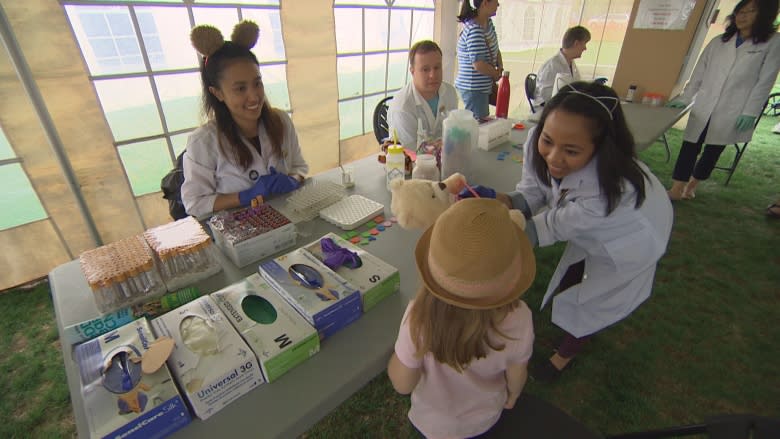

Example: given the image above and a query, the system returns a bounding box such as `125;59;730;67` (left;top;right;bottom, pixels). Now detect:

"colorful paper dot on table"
370;229;380;235
390;216;397;223
365;221;377;228
361;231;372;238
368;236;377;241
345;231;358;238
383;221;393;227
373;215;385;223
360;239;371;246
376;225;386;231
350;236;362;244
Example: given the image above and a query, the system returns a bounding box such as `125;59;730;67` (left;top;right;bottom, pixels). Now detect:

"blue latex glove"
457;185;496;199
665;100;686;109
238;175;273;206
265;167;301;195
735;115;757;132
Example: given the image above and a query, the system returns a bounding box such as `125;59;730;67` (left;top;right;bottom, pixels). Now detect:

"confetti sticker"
373;215;385;223
383;221;393;227
390;216;398;223
361;231;372;238
368;236;377;241
345;231;358;238
370;229;379;236
350;236;362;244
376;225;386;232
360;240;371;246
365;221;377;229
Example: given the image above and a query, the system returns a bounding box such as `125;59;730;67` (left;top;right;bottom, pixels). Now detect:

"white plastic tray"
319;195;384;230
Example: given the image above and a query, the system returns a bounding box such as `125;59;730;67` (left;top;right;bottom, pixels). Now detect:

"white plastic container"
412;154;440;181
441;109;478;181
385;144;405;190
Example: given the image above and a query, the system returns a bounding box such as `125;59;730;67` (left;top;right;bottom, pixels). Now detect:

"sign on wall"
634;0;697;30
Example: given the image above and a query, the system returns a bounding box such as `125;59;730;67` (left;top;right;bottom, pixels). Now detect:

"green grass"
1;116;779;438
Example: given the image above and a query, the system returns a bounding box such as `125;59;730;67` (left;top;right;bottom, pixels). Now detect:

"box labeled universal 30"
73;319;191;439
211;273;320;382
151;295;263;420
303;233;399;312
259;248;363;339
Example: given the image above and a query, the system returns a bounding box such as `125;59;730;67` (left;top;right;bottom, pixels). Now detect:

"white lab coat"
534;51;581;107
678;34;780;145
514;130;673;337
181;110;308;218
387;81;459;149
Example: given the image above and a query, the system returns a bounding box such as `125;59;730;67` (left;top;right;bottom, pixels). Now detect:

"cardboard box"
208;205;297;268
259;249;363;339
303;233;399;311
211;273;320;382
151;296;263;420
73;319;191;439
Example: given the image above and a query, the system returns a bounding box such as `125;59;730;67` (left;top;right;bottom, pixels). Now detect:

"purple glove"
457;185;496;199
238;175;273;206
266;167;301;195
320;238;362;271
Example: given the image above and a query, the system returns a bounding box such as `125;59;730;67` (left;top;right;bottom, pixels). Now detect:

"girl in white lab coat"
461;82;673;382
667;0;780;200
181;21;308;218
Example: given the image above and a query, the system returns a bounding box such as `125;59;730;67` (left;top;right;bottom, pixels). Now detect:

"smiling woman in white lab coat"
667;0;780;200
461;82;673;383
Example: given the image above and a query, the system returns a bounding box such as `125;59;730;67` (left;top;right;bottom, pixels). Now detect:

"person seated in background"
182;21;308;218
387;40;459;151
533;26;591;108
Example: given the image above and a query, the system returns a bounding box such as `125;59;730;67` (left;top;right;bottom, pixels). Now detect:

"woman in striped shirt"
456;0;503;119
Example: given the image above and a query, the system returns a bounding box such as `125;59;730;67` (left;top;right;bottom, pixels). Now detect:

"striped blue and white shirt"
455;19;499;93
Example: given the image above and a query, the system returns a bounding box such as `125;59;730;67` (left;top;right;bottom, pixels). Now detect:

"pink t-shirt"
394;300;534;439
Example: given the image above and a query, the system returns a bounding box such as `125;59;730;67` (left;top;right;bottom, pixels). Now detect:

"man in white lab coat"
387;40;459;150
533;26;591;108
667;0;780;200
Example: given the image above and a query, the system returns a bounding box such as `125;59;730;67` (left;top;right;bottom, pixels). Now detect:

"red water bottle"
495;70;510;118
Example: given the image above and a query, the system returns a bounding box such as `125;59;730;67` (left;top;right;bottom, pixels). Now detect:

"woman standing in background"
455;0;503;119
666;0;779;200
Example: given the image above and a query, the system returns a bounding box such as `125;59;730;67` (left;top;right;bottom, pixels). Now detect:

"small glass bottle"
412;154;439;181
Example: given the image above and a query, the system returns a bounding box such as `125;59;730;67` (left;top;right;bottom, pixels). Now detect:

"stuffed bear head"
389;173;467;230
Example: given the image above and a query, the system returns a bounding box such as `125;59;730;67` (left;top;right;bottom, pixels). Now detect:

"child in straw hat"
388;198;536;439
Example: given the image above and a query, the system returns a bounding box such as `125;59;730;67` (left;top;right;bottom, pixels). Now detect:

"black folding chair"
606;414;780;439
714;92;778;186
372;96;393;144
525;73;538;114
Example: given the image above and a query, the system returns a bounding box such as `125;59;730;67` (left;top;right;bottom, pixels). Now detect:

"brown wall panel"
0;220;70;289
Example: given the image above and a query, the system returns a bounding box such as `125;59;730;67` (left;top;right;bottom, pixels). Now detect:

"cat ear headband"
190;20;260;65
562;83;619;120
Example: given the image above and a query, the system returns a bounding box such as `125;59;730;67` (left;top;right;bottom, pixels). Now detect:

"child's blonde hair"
406;286;520;372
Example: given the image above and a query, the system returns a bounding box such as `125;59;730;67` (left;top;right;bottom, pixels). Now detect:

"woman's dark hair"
457;0;481;22
722;0;779;43
530;81;647;215
200;41;284;170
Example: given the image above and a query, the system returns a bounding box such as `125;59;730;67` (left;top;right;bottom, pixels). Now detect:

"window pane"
0;164;47;230
171;132;191;158
410;10;434;43
195;0;278;4
387;52;407;90
95;77;162;141
338;100;363;139
364;94;384;136
66;5;146;75
155;73;202;132
192;7;240;39
243;9;286;62
338;55;363;100
578;0;611;80
364;53;386;94
0;127;15;161
335;8;363;54
389;9;411;50
260;64;291;111
136;7;196;71
335;0;387;5
119;139;171;196
393;0;434;7
364;8;389;52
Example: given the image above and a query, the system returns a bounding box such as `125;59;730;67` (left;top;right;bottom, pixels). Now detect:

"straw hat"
415;198;536;309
